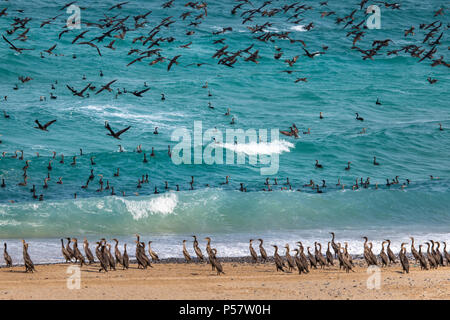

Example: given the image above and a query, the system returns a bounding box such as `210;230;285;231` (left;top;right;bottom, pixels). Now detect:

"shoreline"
1;253;424;268
1;259;449;300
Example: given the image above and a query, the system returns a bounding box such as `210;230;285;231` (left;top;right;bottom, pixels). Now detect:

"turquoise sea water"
0;0;449;263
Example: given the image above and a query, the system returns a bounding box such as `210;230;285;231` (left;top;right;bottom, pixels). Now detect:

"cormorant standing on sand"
183;239;192;263
192;235;204;261
249;239;258;263
258;239;268;263
83;238;95;264
4;243;12;268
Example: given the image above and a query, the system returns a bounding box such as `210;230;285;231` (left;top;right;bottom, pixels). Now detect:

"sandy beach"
1;259;449;300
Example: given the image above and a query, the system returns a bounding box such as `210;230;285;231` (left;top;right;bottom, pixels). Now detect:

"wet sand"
0;259;449;300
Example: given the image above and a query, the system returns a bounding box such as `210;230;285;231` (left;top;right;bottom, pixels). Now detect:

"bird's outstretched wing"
105;79;117;89
136;88;150;95
167;55;181;71
96;87;105;95
127;56;145;67
109;1;129;10
96;79;117;94
43;119;57;129
116;126;131;137
45;44;57;53
66;85;77;94
79;83;92;94
59;29;69;39
60;1;77;11
2;35;18;50
93;43;102;56
78;41;102;56
280;130;294;137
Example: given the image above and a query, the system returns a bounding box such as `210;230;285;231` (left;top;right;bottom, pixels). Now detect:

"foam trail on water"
290;25;307;32
219;140;294;155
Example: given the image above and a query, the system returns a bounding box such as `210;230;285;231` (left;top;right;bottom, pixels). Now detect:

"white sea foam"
78;105;182;126
290;25;307;32
0;219;20;227
218;140;294;156
80;104;115;112
122;193;179;220
263;27;280;33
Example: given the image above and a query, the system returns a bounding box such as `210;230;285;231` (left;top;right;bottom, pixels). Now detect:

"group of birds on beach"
2;234;225;275
0;1;448;202
3;240;35;273
263;234;450;275
2;233;450;275
248;233;450;275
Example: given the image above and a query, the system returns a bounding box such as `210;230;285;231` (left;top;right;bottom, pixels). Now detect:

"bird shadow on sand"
394;271;408;274
2;269;33;273
80;265;143;273
81;269;108;273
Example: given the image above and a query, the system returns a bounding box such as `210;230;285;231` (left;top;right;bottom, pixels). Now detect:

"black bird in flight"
78;41;102;56
96;79;117;95
67;83;91;97
35;119;56;131
44;44;57;55
72;30;89;44
60;1;77;11
104;121;131;139
109;1;129;10
2;35;34;54
167;55;181;71
303;48;325;58
131;88;150;97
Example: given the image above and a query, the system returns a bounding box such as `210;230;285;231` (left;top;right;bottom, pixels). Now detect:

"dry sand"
0;259;449;300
